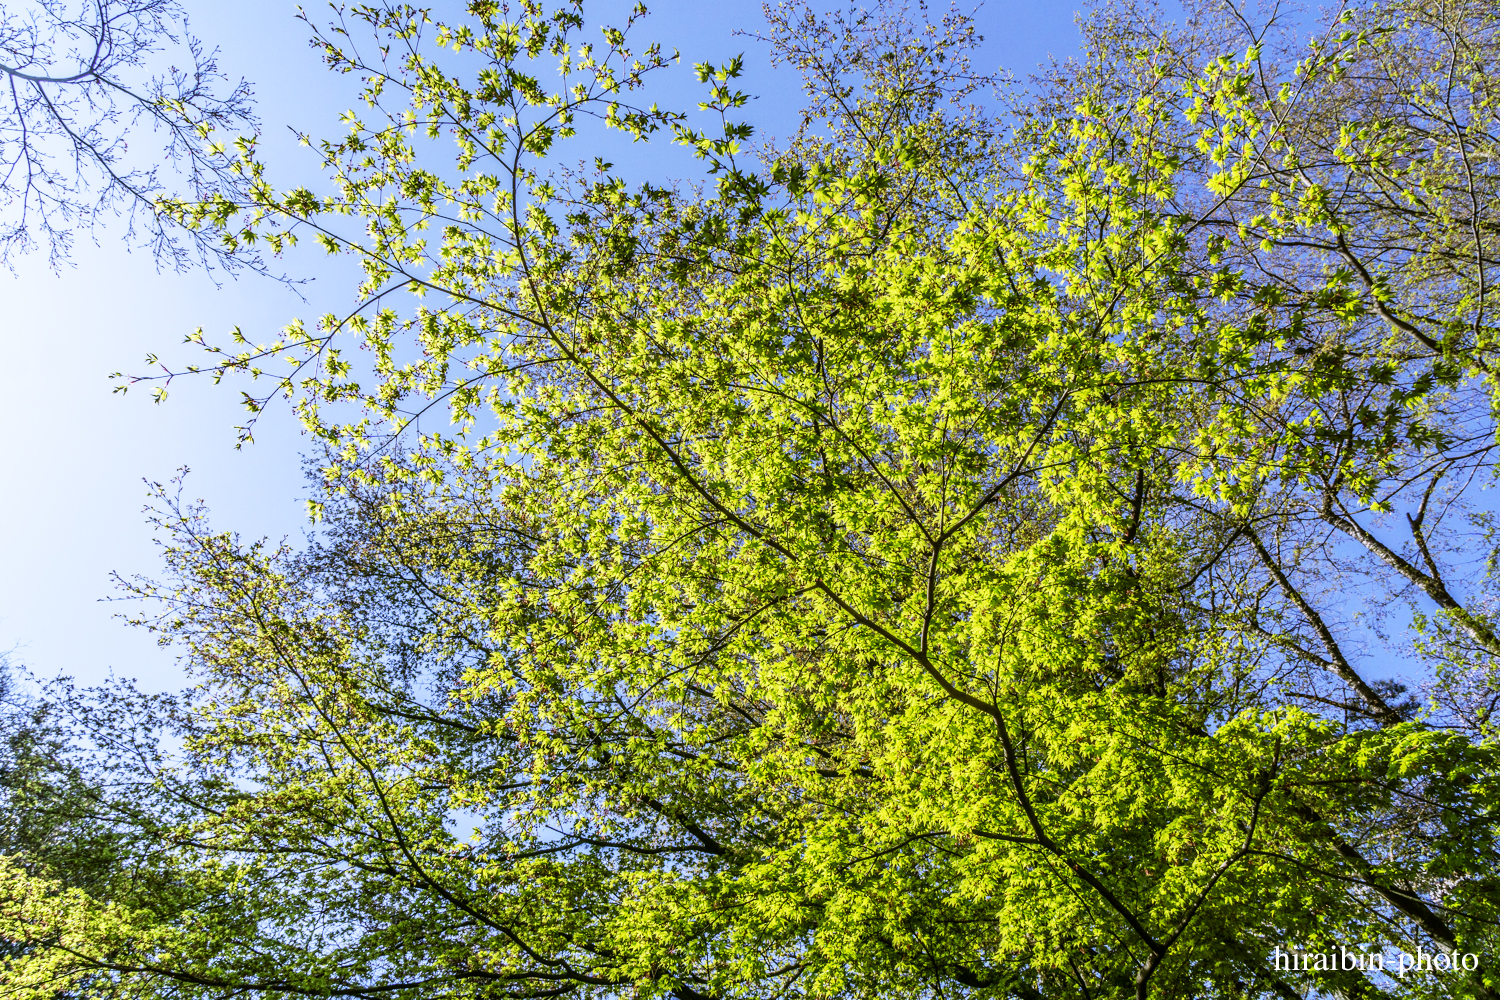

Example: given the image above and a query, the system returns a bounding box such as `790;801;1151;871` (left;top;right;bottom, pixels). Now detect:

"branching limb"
1246;528;1402;724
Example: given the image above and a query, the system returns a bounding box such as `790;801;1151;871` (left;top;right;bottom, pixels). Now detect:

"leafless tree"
0;0;256;270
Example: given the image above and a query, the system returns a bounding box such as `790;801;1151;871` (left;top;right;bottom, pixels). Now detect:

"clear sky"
0;0;1085;693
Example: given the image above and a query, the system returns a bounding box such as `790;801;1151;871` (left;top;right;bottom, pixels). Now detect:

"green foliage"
11;1;1500;998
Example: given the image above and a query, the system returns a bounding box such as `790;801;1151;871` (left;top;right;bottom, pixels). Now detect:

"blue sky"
0;0;1085;692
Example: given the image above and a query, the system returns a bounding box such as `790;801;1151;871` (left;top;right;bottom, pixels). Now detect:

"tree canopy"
5;1;1500;998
